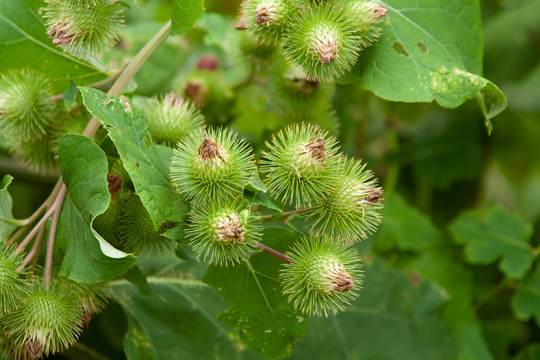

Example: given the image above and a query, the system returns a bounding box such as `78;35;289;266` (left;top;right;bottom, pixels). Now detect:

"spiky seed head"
241;0;301;44
186;201;261;266
143;92;205;147
280;236;363;316
0;69;55;142
58;278;108;325
260;123;340;208
0;245;31;315
347;0;387;48
283;5;361;82
170;127;256;203
0;280;84;358
302;156;383;244
116;193;171;255
12;134;58;174
43;0;125;59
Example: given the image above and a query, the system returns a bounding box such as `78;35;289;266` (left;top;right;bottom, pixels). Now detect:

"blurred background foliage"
2;0;540;359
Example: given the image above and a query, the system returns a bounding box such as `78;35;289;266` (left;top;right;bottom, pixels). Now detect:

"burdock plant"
170;127;256;203
280;236;364;316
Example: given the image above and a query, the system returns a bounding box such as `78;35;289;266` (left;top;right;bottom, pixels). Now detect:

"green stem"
83;20;172;137
260;207;312;222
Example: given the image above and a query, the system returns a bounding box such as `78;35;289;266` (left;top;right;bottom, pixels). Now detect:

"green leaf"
79;87;188;231
355;0;506;131
376;193;443;252
124;265;153;297
449;206;534;279
245;169;267;193
245;191;284;214
405;113;482;189
0;0;106;93
0;175;16;240
284;257;457;360
411;247;494;360
108;277;241;360
57;135;136;282
171;0;205;35
512;265;540;327
57;196;137;283
203;226;307;359
513;343;540;360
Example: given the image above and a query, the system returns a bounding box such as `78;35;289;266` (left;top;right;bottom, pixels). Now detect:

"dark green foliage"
1;0;538;359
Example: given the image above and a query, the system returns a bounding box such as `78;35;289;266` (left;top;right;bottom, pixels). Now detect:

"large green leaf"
283;257;456;360
376;193;443;252
512;265;540;327
411;247;494;360
108;277;240;360
171;0;205;35
57;135;136;283
354;0;506;132
203;225;307;359
0;0;106;93
79;87;188;231
449;206;534;279
0;175;16;240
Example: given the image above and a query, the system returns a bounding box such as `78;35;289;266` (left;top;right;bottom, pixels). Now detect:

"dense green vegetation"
1;0;539;359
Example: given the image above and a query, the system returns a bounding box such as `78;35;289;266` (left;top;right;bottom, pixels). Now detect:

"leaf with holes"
203;225;307;359
350;0;506;133
449;206;534;279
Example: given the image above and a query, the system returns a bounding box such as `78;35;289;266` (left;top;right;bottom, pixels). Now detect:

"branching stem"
261;207;313;222
256;242;292;263
44;185;67;290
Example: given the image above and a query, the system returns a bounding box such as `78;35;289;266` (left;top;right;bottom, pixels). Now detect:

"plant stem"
83;20;172;137
18;225;46;270
13;204;57;254
51;65;127;102
44;185;67;290
261;207;312;222
256;242;292;263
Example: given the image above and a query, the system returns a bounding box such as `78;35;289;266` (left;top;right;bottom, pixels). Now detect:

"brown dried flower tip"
365;187;384;203
183;80;206;108
331;265;354;292
106;174;122;198
235;18;248;30
26;338;42;358
163;91;183;107
217;215;246;242
304;138;326;161
198;137;226;163
315;34;338;65
372;5;388;19
255;4;274;25
47;22;77;45
47;22;78;45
